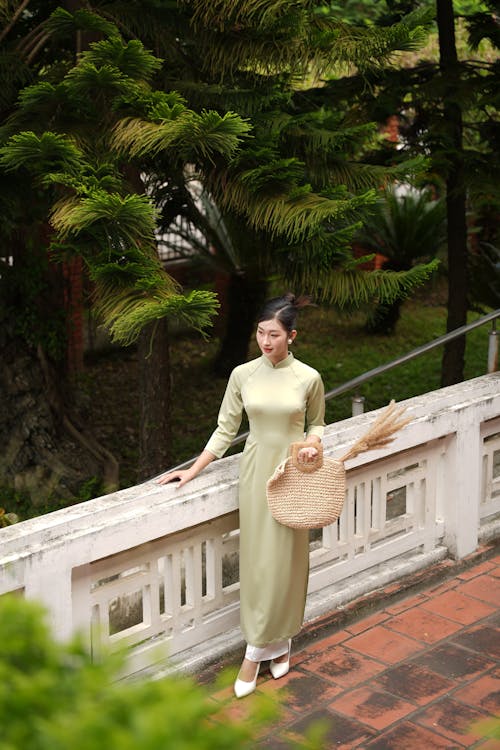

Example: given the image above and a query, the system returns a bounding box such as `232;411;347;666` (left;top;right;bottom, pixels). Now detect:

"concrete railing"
1;373;499;679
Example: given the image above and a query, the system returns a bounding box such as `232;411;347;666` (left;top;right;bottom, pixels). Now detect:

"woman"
157;293;325;697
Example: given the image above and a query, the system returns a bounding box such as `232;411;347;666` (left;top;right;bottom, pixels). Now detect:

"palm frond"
356;188;447;264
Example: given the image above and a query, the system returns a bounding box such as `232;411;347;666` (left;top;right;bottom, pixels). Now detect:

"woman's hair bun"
257;292;314;331
293;294;313;310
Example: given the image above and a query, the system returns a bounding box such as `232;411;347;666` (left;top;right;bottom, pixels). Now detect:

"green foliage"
0;131;84;176
45;7;119;40
97;288;221;345
0;478;104;522
111;110;251;161
0;238;68;360
51;192;158;242
356;187;447;265
0;597;290;750
0;508;19;526
0;13;264;346
186;0;432;75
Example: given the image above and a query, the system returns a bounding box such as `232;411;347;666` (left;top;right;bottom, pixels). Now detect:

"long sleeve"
305;371;325;440
204;369;244;459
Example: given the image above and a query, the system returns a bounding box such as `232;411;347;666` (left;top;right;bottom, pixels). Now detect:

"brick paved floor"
204;543;500;749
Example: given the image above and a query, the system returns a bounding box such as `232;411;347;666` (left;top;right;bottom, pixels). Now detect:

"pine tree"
312;0;500;384
0;4;248;496
115;0;439;373
0;0;442;502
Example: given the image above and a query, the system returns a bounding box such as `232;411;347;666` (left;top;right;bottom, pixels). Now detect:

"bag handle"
290;441;324;474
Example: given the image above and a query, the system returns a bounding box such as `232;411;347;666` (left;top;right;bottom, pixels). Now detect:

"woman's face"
256;317;296;365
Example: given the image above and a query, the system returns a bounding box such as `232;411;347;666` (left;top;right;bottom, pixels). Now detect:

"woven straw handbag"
266;401;410;529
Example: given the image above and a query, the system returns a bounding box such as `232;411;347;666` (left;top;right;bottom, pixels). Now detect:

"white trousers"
245;638;290;662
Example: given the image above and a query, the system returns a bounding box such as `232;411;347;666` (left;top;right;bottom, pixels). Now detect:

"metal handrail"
324;308;499;403
168;308;500;470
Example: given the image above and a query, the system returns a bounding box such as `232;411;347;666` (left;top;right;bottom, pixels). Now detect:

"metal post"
351;394;365;416
488;319;498;373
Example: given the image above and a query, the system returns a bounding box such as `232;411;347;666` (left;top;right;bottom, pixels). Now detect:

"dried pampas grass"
340;400;411;463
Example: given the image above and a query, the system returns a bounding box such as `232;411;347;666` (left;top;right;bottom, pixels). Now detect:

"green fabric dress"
205;353;325;647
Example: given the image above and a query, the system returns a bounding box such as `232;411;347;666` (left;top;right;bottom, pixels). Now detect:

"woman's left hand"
297;445;319;464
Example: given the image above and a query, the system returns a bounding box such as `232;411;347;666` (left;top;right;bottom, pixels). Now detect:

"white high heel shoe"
270;639;291;680
234;661;260;698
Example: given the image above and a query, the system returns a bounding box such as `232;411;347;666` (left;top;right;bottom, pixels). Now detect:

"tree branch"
0;0;31;45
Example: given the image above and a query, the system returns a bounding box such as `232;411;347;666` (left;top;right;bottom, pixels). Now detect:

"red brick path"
206;543;500;749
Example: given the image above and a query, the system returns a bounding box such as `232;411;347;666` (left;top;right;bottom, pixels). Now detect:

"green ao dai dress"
205;353;325;652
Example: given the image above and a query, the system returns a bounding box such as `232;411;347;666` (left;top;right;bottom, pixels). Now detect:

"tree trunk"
138;318;172;479
0;323;118;508
437;0;468;386
213;272;268;377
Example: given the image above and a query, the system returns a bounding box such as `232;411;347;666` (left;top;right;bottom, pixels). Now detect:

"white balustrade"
1;373;499;679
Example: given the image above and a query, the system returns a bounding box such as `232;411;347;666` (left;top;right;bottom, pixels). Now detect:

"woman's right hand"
155;450;216;489
156;469;194;487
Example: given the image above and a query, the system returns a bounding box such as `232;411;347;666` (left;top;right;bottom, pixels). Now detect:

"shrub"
0;596;311;750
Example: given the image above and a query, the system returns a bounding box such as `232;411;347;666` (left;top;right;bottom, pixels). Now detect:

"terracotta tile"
457;561;496;580
298;628;346;657
345;611;390;635
421;590;497;625
284;708;375;750
486;611;500;628
210;687;272;728
459;575;500;606
386;606;462;643
415;696;489;746
454;673;500;715
385;592;430;616
301;645;387;687
364;720;464;749
427;579;459;597
490;566;500;579
345;625;423;663
372;662;453;705
413;642;496;681
452;625;500;659
258;670;342;714
257;733;294;749
328;686;415;730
